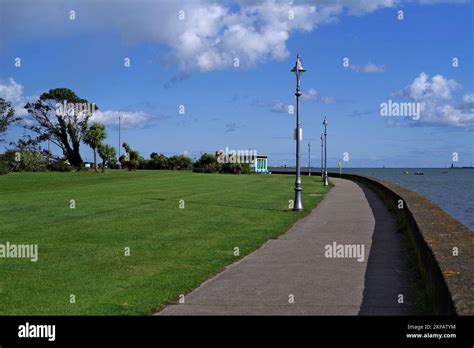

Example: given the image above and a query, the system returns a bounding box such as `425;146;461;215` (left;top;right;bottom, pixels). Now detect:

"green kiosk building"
252;155;269;174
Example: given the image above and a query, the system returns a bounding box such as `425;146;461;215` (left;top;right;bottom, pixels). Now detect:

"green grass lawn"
0;170;330;315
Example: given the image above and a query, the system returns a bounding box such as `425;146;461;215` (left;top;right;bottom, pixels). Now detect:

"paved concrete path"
156;178;419;315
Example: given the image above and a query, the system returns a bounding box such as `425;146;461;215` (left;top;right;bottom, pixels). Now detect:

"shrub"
20;151;49;171
192;152;252;174
49;160;73;172
147;152;169;169
120;143;145;171
168;155;192;170
192;153;220;173
0;160;9;175
0;150;48;172
219;162;251;174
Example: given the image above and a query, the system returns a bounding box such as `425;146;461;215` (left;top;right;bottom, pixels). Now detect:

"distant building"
252;155;269;174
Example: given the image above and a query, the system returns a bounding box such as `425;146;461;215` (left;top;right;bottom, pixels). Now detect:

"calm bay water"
329;168;474;231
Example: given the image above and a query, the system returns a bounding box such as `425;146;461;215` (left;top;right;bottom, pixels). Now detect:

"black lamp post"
291;54;305;211
118;114;122;169
320;133;323;178
308;141;311;177
323;116;329;186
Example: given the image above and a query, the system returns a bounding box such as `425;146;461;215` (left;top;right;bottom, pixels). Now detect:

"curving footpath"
156;178;419;315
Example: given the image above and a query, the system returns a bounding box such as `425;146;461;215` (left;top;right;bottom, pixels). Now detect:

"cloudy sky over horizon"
0;0;473;167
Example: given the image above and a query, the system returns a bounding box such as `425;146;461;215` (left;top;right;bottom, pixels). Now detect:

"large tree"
0;98;18;142
84;122;107;172
24;88;98;168
98;144;116;173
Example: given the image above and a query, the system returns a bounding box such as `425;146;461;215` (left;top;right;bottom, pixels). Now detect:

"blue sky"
0;0;473;167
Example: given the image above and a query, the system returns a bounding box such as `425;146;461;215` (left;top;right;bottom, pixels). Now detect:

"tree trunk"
71;137;84;169
102;158;105;173
93;148;98;173
67;150;84;169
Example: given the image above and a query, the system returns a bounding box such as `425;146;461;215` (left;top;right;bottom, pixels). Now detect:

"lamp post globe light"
323;116;329;186
291;54;305;211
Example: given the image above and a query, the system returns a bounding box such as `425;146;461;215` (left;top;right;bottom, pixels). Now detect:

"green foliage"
98;144;117;173
21;152;49;172
0;98;18;142
84;123;106;150
0;150;48;172
0;160;9;175
145;152;192;170
84;122;107;172
147;152;169;169
192;153;220;173
49;160;73;172
192;152;251;174
120;143;145;171
219;162;252;174
167;155;192;170
24;88;98;168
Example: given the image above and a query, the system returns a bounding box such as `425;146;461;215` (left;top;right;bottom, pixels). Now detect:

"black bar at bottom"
0;316;473;346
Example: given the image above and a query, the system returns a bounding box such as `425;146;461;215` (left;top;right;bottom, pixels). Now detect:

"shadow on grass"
146;197;289;213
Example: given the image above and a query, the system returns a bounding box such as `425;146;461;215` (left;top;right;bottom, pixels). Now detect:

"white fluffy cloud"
301;88;319;100
302;88;336;104
463;93;474;103
350;62;385;73
0;79;152;128
407;72;460;100
270;100;289;113
270;86;335;113
397;73;473;128
3;0;460;71
0;78;24;104
0;78;36;119
90;110;151;128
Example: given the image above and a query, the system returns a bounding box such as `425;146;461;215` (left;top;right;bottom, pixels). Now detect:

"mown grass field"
0;170;330;315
